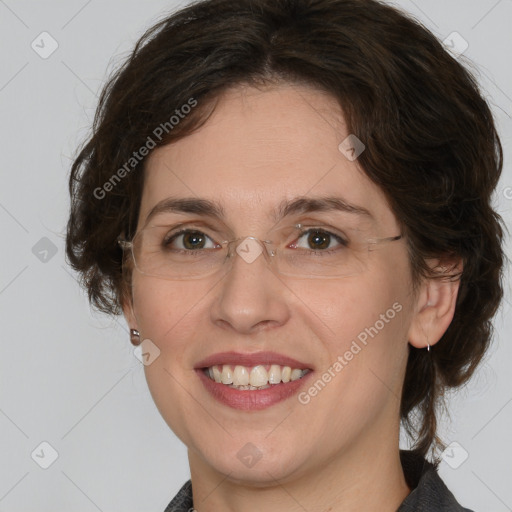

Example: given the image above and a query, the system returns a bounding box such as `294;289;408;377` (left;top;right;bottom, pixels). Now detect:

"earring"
130;329;141;346
427;343;431;352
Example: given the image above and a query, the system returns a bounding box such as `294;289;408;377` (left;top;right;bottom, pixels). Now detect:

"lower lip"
196;369;313;410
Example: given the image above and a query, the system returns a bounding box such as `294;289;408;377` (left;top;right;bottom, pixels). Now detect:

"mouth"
202;364;311;390
195;351;314;410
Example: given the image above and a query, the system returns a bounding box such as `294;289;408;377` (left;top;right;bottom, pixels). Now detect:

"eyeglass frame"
117;222;403;280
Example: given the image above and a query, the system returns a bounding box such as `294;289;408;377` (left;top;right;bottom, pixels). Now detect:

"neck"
188;432;411;512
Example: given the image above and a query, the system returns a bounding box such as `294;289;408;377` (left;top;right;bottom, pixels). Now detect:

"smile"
195;351;314;410
203;364;311;389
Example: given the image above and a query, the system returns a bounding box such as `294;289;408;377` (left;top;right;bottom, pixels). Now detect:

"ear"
407;258;463;349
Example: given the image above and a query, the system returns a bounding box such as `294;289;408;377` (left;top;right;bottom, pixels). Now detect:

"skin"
124;83;460;512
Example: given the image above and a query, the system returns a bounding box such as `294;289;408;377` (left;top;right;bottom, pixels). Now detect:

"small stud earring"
130;329;141;346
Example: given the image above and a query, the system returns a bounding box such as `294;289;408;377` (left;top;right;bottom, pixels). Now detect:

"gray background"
1;0;511;510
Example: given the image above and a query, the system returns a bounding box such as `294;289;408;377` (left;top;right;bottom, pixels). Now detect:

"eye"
291;228;348;251
163;229;219;251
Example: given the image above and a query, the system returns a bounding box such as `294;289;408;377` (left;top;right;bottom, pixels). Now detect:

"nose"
209;237;290;335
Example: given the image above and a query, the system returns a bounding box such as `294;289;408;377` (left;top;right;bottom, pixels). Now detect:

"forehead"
140;84;397;231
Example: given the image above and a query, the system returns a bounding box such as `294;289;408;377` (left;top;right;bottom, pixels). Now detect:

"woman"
66;0;505;510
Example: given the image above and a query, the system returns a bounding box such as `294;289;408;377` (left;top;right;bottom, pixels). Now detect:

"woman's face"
126;84;420;484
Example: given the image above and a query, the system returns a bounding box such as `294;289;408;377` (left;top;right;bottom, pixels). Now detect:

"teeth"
221;365;233;384
227;384;272;390
268;364;282;384
290;368;303;381
249;366;268;387
205;364;309;388
233;365;250;386
212;366;222;383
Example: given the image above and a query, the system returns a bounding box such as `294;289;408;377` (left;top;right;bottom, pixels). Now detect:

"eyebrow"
144;195;373;226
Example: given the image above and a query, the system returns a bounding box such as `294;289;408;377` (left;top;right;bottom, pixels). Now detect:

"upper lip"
195;351;313;370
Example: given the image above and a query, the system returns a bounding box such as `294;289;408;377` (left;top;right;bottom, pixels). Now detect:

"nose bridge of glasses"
226;236;274;265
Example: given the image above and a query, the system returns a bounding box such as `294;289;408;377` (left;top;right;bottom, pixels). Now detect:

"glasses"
118;222;403;280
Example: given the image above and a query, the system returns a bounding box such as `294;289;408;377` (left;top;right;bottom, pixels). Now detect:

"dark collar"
164;450;473;512
397;450;473;511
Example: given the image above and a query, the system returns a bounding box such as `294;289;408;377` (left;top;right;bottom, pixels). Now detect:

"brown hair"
66;0;505;459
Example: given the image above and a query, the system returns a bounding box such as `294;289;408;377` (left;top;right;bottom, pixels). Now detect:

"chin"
193;438;311;486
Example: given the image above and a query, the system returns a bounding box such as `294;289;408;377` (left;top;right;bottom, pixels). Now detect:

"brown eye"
292;228;348;252
181;231;207;250
306;230;331;250
164;230;216;251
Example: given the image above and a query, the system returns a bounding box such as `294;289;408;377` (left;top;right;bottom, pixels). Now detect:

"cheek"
130;277;204;398
296;288;410;440
290;270;409;348
131;276;207;342
130;277;207;442
294;272;411;397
